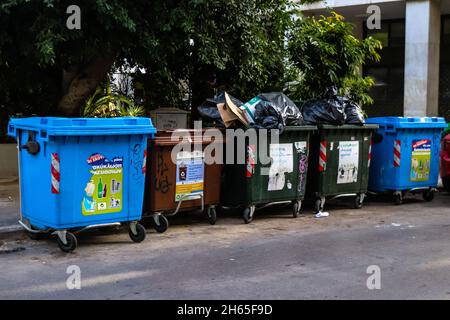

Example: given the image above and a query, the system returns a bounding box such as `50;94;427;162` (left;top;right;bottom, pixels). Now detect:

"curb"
0;224;24;241
0;177;19;186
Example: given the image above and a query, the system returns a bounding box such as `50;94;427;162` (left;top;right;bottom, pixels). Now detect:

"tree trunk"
57;53;116;116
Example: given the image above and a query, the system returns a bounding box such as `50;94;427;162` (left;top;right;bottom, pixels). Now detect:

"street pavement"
1;190;450;299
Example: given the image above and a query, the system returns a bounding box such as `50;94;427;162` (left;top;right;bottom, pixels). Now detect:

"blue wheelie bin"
7;117;156;252
366;117;447;204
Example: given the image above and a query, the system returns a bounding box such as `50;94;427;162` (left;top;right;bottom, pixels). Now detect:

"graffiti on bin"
155;151;171;194
297;154;308;193
294;141;308;193
130;144;143;181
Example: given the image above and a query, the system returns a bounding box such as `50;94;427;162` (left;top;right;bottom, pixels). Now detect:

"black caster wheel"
422;189;435;202
129;223;146;243
152;215;169;233
394;193;403;205
207;207;217;225
292;201;301;218
56;232;77;253
354;194;364;209
243;207;253;224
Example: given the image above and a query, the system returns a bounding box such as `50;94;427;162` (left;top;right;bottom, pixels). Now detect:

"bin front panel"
145;135;222;213
222;127;314;206
308;126;374;198
248;130;310;204
369;127;443;191
17;130;149;230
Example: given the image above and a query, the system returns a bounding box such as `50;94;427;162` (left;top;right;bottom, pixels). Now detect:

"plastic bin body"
8;117;155;231
367;117;447;193
144;130;222;213
221;126;316;207
306;124;378;199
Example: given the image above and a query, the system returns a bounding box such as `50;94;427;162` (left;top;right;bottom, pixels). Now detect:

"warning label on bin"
410;139;431;182
82;153;123;216
175;151;204;201
337;141;359;184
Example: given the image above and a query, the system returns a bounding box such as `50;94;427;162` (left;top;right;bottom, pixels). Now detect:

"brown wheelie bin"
144;130;222;233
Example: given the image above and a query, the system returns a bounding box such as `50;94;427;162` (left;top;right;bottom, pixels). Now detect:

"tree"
133;0;292;116
286;11;382;105
0;1;291;125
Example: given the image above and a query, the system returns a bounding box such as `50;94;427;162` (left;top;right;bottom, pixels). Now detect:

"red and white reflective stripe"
318;141;327;172
246;145;256;178
368;140;372;167
394;140;401;167
51;153;60;194
142;150;147;174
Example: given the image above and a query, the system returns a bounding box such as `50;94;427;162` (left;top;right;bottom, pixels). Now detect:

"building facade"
300;0;450;118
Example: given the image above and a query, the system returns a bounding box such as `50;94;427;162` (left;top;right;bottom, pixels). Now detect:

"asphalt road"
1;193;450;300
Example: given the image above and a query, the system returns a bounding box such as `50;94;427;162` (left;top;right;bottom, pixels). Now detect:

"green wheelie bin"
221;126;316;223
306;124;378;213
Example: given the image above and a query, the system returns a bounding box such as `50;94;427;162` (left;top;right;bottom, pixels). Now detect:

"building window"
364;20;405;117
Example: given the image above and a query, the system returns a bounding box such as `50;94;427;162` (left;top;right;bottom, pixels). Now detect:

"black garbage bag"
197;92;244;124
301;87;347;125
257;92;305;127
343;100;365;125
241;92;304;131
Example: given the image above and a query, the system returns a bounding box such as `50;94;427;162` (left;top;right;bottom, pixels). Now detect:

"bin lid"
366;117;447;129
317;124;378;130
8;117;156;138
284;125;317;131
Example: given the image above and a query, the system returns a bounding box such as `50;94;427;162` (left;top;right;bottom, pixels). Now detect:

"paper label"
410;139;431;182
337;141;359;184
268;143;293;191
175;151;204;201
82;153;123;216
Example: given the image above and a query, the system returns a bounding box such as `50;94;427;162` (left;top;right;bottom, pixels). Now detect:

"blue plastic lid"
8;117;156;138
366;117;447;129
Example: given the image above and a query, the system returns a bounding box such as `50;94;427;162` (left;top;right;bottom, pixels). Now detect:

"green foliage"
287;12;382;106
0;1;382;137
134;0;293;109
82;81;144;118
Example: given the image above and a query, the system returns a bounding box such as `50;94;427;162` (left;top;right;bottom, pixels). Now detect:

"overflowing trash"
197;87;365;129
241;92;304;130
300;87;365;125
198;92;304;131
197;92;244;127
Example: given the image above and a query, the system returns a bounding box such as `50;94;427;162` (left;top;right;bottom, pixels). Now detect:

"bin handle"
384;125;396;133
21;131;40;155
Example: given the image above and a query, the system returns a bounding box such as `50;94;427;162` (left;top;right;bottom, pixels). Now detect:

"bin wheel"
292;201;302;218
129;223;146;243
153;215;169;233
422;189;435;202
56;232;77;253
394;192;403;205
243;207;253;224
354;194;364;209
207;207;217;225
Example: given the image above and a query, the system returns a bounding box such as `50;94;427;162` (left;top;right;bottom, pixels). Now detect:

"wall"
0;144;18;178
